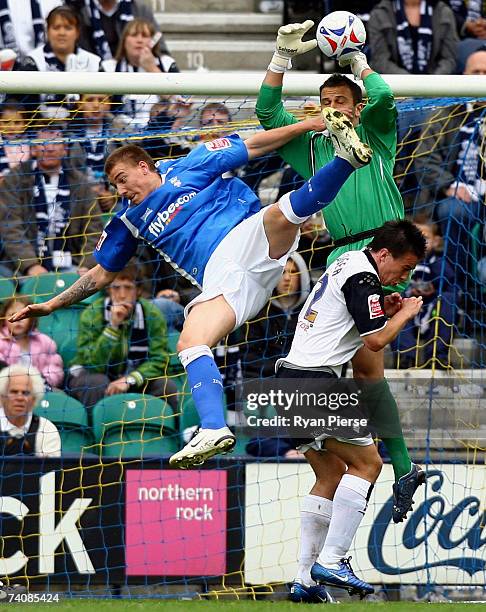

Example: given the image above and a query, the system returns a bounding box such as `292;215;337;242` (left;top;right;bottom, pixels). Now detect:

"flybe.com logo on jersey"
147;191;197;237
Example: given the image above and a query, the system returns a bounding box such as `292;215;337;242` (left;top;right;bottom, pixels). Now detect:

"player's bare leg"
311;440;381;598
178;296;236;350
290;448;346;602
263;203;301;260
170;296;237;469
352;345;425;522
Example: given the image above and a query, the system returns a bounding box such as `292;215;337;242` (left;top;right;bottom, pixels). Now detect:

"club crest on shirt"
205;138;232;151
141;208;153;222
368;294;384;319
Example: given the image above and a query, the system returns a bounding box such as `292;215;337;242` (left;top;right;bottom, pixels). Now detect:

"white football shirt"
283;249;387;371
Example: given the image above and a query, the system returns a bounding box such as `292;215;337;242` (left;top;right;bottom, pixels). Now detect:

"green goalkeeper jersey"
256;72;404;268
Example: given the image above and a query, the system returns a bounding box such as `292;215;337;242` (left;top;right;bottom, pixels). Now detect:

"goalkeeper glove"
339;51;371;80
268;20;317;73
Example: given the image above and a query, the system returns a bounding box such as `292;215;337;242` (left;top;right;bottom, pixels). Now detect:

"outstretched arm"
263;20;317;88
244;115;324;159
9;264;117;322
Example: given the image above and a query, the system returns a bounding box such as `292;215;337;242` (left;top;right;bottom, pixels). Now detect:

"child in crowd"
0;296;64;388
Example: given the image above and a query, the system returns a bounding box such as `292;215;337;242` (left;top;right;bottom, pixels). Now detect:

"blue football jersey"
94;135;261;286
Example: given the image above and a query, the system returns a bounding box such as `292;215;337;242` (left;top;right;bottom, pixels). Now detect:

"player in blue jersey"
10;108;373;469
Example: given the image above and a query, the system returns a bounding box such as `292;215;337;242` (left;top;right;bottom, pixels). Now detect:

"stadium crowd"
0;0;484;458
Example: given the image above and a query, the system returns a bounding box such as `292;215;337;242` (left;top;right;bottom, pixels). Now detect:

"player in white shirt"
280;220;426;601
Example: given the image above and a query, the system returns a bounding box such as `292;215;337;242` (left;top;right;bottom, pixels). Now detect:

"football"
317;11;366;59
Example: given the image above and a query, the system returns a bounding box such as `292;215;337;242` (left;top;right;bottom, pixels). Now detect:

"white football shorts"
184;206;299;330
297;432;374;453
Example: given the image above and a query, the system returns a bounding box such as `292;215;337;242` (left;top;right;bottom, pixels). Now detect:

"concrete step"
397;397;485;430
156;12;280;35
151;0;257;12
450;338;480;368
165;39;274;71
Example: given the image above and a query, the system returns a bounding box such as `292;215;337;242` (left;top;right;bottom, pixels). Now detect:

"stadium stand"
91;392;179;457
34;390;93;452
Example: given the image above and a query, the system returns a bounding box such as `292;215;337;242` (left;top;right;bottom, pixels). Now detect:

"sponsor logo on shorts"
368;294;384;319
205;138;232;151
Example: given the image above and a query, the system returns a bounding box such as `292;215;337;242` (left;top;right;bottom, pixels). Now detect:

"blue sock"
289;157;354;217
185;355;226;429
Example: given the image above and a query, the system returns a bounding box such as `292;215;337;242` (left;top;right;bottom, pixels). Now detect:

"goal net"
0;72;483;601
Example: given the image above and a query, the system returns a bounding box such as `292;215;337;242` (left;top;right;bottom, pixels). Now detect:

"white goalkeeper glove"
268;20;317;74
338;51;371;80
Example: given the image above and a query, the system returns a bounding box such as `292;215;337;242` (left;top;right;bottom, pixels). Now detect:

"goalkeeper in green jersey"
256;21;424;523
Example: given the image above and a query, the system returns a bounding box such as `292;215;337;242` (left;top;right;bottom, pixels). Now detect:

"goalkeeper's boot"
169;426;235;469
288;581;334;603
322;107;372;169
392;462;426;523
311;556;374;598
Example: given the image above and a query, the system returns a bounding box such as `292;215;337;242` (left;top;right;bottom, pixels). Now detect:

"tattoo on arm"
56;274;99;308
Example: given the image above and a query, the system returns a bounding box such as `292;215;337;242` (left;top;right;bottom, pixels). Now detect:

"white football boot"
322;107;373;168
169;426;236;469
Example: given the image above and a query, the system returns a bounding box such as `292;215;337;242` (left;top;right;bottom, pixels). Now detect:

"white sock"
278;192;310;225
178;344;213;368
317;474;373;568
295;494;332;586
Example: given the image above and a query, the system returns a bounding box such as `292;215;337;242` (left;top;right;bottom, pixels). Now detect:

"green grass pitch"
7;601;483;611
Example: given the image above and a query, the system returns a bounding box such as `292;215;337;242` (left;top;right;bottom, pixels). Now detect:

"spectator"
14;6;102;119
0;363;61;456
67;265;178;411
241;253;310;379
414;50;486;275
65;0;168;61
152;291;185;332
449;0;468;37
0;122;104;277
102;17;178;74
368;0;458;75
102;18;179;128
450;1;486;38
0;100;31;181
0;0;62;59
449;1;486;71
141;96;194;160
69;93;121;212
391;221;455;368
0;296;64;388
196;101;287;196
198;102;233;142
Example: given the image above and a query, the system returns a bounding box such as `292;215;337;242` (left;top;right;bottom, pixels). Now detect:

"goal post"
0;70;486;97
